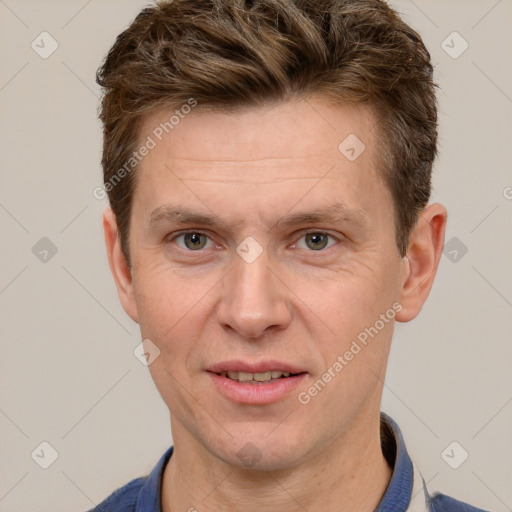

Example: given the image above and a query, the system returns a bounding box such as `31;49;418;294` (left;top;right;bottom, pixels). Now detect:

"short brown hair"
96;0;437;265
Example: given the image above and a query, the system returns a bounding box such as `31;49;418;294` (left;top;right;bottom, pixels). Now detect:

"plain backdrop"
1;1;511;511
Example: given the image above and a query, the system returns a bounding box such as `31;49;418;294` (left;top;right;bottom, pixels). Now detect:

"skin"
104;97;447;512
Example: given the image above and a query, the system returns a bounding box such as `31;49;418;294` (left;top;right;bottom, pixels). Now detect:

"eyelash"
167;230;340;253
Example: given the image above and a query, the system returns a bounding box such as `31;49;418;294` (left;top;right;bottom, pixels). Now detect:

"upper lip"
206;360;307;374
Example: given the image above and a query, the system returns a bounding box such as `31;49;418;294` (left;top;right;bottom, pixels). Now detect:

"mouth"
213;370;305;384
206;361;308;404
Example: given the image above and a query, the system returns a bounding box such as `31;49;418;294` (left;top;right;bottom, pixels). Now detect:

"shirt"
89;412;490;512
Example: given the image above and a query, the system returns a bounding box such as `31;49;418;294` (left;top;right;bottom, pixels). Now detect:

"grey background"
1;1;511;511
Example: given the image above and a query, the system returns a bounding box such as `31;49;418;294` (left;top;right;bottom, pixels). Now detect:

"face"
105;97;438;471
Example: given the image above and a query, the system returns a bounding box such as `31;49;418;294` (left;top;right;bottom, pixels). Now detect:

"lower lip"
207;372;307;404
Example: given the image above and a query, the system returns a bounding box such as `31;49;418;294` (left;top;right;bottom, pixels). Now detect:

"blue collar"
376;412;420;511
134;413;424;511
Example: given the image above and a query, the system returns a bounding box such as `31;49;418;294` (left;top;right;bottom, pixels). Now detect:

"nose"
216;246;292;340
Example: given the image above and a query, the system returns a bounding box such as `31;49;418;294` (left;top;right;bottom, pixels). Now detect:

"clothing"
89;413;490;512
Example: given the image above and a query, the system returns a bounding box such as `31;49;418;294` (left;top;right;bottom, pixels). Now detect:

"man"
92;1;489;511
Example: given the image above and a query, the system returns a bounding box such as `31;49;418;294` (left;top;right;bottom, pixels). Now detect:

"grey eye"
304;233;330;251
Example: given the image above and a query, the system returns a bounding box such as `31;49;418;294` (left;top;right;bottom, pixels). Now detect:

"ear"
395;203;447;322
103;207;139;323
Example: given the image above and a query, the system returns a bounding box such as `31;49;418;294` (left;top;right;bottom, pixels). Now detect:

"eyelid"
166;229;343;251
167;230;216;250
292;230;341;251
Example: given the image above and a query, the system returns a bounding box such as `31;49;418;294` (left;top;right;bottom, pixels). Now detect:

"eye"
173;232;215;251
295;232;338;251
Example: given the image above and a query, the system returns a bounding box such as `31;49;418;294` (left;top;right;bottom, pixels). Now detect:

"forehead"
133;98;392;229
137;98;379;179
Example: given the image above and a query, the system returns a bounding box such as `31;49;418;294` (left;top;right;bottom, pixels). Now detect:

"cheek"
300;263;398;337
131;263;219;371
132;267;193;348
300;275;397;405
295;263;400;390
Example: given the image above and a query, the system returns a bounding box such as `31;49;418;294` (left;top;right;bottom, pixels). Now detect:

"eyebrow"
148;201;369;232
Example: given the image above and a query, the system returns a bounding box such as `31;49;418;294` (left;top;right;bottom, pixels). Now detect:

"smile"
208;371;307;404
216;370;299;383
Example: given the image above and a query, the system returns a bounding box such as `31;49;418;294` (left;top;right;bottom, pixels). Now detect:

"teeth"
221;371;293;382
254;371;273;381
238;371;254;382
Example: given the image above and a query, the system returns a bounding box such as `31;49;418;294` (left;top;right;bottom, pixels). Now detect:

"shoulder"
85;446;174;512
429;492;491;512
87;476;147;512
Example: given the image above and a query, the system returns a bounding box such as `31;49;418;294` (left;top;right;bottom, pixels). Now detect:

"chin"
209;429;307;472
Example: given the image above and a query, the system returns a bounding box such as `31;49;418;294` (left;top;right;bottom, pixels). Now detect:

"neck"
161;411;392;512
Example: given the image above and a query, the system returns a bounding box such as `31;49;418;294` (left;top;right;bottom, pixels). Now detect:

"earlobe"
395;203;447;323
103;207;139;323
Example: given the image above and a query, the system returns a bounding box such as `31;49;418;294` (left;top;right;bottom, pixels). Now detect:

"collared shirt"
90;413;490;512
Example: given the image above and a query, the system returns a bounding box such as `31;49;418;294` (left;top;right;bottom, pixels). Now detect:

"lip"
206;360;308;405
207;371;307;405
206;359;306;374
